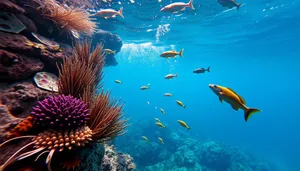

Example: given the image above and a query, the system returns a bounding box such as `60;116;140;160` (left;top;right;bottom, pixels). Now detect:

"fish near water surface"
160;49;184;58
193;67;210;74
209;84;261;122
114;80;122;84
164;93;173;97
217;0;242;10
165;74;178;79
94;7;124;19
160;0;195;13
140;83;150;90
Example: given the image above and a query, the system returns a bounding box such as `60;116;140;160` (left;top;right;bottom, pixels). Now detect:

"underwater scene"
0;0;299;171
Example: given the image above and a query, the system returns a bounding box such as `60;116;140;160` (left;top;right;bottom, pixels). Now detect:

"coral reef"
101;144;136;171
0;1;128;170
0;41;130;171
116;120;281;171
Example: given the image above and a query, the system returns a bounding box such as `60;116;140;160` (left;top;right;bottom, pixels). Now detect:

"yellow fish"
164;93;173;97
114;80;122;84
154;118;161;122
209;84;261;122
160;49;184;58
176;100;186;108
142;136;149;142
104;49;116;54
158;137;164;144
160;108;165;114
155;122;166;128
140;83;150;90
177;120;190;130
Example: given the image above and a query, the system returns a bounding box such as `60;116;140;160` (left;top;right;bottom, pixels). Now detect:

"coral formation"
0;41;128;171
116;120;282;171
101;144;136;171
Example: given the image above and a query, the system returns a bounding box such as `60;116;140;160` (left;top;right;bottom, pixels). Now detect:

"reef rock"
93;30;123;66
0;49;44;82
101;144;136;171
0;31;71;74
0;105;23;143
15;14;37;33
0;0;25;14
0;81;53;118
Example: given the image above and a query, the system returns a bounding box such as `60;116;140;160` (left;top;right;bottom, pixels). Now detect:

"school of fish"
103;0;260;144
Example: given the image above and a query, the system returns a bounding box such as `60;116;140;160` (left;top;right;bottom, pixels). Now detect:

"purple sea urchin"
31;95;89;130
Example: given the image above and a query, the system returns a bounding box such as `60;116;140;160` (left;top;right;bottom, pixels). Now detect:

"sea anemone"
30;0;97;36
0;41;128;171
31;95;89;130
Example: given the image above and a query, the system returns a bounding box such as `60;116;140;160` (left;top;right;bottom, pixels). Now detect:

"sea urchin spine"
31;95;89;130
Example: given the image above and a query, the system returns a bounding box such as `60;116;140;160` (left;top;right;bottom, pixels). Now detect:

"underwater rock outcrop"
116;120;281;171
101;144;136;171
93;30;123;66
0;81;53;118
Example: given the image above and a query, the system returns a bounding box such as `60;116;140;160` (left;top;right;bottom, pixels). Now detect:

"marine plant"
29;0;97;36
0;40;128;171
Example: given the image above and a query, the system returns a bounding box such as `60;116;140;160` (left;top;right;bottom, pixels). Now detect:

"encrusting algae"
0;40;129;171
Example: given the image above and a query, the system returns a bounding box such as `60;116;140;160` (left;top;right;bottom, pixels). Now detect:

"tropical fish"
160;108;165;114
208;84;261;122
160;0;195;13
142;136;149;142
155;122;166;128
193;67;210;74
177;120;190;130
160;49;184;58
104;49;116;54
165;74;178;79
164;93;173;97
158;137;164;144
94;7;124;19
114;80;122;84
217;0;242;10
176;100;186;108
140;83;150;90
155;118;161;122
147;101;150;105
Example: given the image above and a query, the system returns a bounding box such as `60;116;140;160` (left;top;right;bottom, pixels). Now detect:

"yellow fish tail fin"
118;7;124;18
188;0;195;10
244;108;261;122
179;49;184;57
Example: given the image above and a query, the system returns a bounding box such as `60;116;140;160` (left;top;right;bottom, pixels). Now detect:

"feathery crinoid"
88;91;128;142
37;0;97;36
0;40;128;171
58;40;104;100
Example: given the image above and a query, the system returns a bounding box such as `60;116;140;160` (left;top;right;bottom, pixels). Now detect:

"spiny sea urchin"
31;95;89;130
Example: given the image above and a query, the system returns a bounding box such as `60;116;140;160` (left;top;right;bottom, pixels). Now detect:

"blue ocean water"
97;0;300;170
